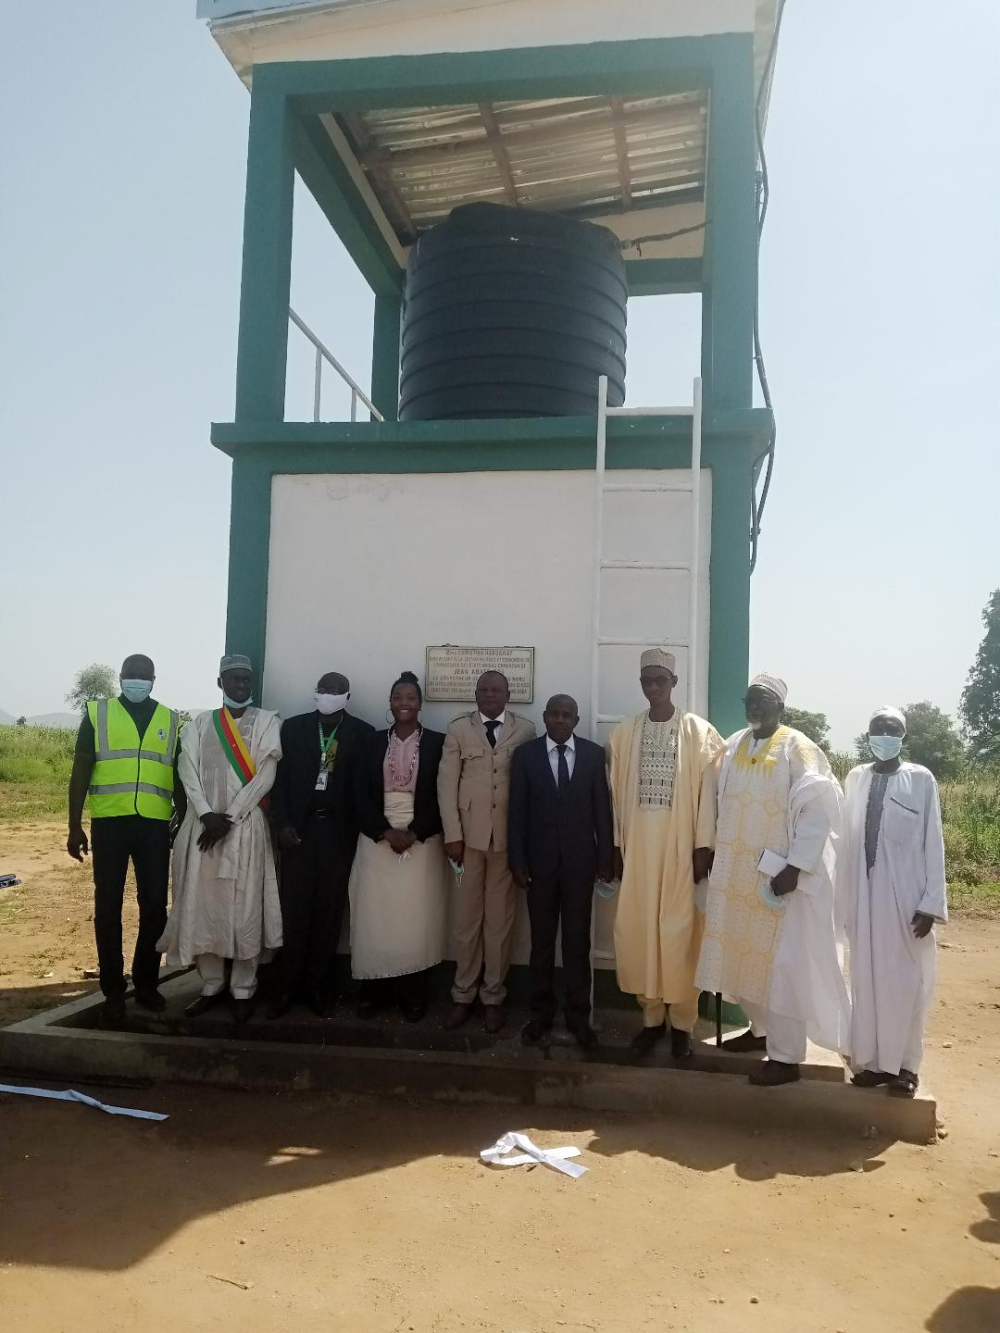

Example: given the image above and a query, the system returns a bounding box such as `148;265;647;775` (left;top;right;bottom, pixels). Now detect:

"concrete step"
0;971;938;1144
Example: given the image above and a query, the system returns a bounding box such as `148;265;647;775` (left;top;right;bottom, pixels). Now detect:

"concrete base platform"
0;970;938;1144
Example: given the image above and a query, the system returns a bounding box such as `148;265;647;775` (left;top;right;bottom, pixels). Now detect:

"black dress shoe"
521;1019;552;1047
722;1029;768;1054
102;994;127;1024
748;1059;800;1086
356;999;381;1019
185;992;224;1019
670;1027;693;1060
232;998;255;1024
267;992;293;1021
134;988;166;1013
308;991;334;1019
630;1021;666;1056
569;1023;599;1051
400;1002;427;1024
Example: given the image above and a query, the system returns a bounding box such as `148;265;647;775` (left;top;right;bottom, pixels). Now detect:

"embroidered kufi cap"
640;648;676;673
219;653;252;674
749;672;788;704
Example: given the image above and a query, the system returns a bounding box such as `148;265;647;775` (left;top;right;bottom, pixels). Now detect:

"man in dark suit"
269;671;374;1018
508;694;614;1049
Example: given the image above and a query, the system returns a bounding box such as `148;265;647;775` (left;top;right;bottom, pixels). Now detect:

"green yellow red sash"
212;707;267;811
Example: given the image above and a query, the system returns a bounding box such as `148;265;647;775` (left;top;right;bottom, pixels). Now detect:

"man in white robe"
839;706;946;1098
158;655;282;1022
696;674;850;1085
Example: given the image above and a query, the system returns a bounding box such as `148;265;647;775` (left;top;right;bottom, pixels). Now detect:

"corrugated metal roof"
336;91;708;242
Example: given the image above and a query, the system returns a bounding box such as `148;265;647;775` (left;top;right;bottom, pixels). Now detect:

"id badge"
315;769;329;792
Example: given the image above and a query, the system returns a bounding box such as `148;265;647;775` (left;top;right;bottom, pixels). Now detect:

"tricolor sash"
212;707;268;811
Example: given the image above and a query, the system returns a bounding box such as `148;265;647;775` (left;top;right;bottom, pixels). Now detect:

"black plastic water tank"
399;203;627;421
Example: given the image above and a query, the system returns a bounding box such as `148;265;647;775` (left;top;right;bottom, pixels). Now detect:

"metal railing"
288;307;384;424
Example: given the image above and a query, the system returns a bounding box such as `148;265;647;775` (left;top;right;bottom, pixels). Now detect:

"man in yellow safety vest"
67;653;183;1023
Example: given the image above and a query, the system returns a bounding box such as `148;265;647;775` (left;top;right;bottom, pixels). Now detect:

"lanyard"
318;722;340;769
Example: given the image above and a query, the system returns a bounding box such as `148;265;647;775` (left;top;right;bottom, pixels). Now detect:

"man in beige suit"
438;670;536;1033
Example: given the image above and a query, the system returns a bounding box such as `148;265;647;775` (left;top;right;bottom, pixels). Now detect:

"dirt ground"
1;820;998;1333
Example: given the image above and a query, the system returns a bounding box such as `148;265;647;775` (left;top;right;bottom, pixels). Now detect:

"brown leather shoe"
445;1002;473;1030
483;1004;506;1035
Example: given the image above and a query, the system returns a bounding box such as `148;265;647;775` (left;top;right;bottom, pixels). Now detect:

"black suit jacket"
355;728;446;844
271;711;375;839
508;734;614;881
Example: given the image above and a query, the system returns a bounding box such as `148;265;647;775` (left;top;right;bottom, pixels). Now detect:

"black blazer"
271;710;375;838
355;727;446;844
508;734;614;882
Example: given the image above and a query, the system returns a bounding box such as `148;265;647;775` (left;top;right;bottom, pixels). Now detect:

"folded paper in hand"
757;847;789;909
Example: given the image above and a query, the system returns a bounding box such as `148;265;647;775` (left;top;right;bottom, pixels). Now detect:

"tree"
15;716;26;726
66;663;118;714
903;701;965;777
961;588;1000;763
783;707;831;752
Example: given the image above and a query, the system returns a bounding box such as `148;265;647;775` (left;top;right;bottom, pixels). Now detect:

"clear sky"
1;2;996;747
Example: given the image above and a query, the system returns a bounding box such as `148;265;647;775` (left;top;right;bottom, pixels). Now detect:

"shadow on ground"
0;1069;884;1273
924;1194;1000;1333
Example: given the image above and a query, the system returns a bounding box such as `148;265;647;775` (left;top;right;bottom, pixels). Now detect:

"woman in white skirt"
350;671;448;1021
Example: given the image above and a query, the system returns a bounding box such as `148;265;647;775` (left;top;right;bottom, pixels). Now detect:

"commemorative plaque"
425;645;535;704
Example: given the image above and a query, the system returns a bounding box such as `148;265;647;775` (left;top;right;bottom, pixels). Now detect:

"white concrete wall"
213;1;758;76
264;467;711;968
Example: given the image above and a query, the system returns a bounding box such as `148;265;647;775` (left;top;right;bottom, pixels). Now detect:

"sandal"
888;1069;919;1099
852;1070;894;1088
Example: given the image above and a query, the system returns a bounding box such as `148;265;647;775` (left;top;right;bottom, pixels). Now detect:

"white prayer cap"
640;648;676;673
219;653;252;674
749;673;788;703
869;704;906;730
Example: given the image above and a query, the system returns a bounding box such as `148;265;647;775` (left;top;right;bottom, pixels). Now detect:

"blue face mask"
223;692;252;710
869;733;903;761
120;679;153;703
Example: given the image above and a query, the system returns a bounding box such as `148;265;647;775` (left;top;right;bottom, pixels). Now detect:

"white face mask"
223;692;252;710
120;679;153;703
868;733;903;761
314;691;349;715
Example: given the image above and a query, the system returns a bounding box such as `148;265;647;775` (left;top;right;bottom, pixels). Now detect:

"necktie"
557;743;569;793
485;719;500;748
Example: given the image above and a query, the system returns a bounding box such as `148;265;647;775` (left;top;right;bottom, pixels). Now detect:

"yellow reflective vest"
87;697;179;820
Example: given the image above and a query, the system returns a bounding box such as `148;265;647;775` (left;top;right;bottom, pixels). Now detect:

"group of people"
67;648;947;1098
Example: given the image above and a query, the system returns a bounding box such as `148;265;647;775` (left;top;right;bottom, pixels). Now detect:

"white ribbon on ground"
480;1131;586;1178
0;1083;168;1121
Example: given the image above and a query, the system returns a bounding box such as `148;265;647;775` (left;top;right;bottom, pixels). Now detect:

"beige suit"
438;709;536;1005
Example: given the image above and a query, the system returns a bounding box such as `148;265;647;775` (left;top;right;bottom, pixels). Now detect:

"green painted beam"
211;409;772;460
371;295;401;422
707;457;753;734
234;78;295;423
625;257;702;297
293;110;403;299
700;37;757;410
272;37;730;113
224;456;272;676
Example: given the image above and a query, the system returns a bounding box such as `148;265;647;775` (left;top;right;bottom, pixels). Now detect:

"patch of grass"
0;726;76;822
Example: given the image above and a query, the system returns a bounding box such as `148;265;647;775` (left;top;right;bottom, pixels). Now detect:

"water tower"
200;0;779;973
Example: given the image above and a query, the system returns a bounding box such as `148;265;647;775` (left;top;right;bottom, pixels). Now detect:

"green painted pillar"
371;295;401;422
225;455;272;675
701;38;757;412
234;75;294;423
708;455;752;735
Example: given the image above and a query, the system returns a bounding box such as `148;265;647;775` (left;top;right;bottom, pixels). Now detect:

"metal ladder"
588;374;704;983
589;373;704;739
